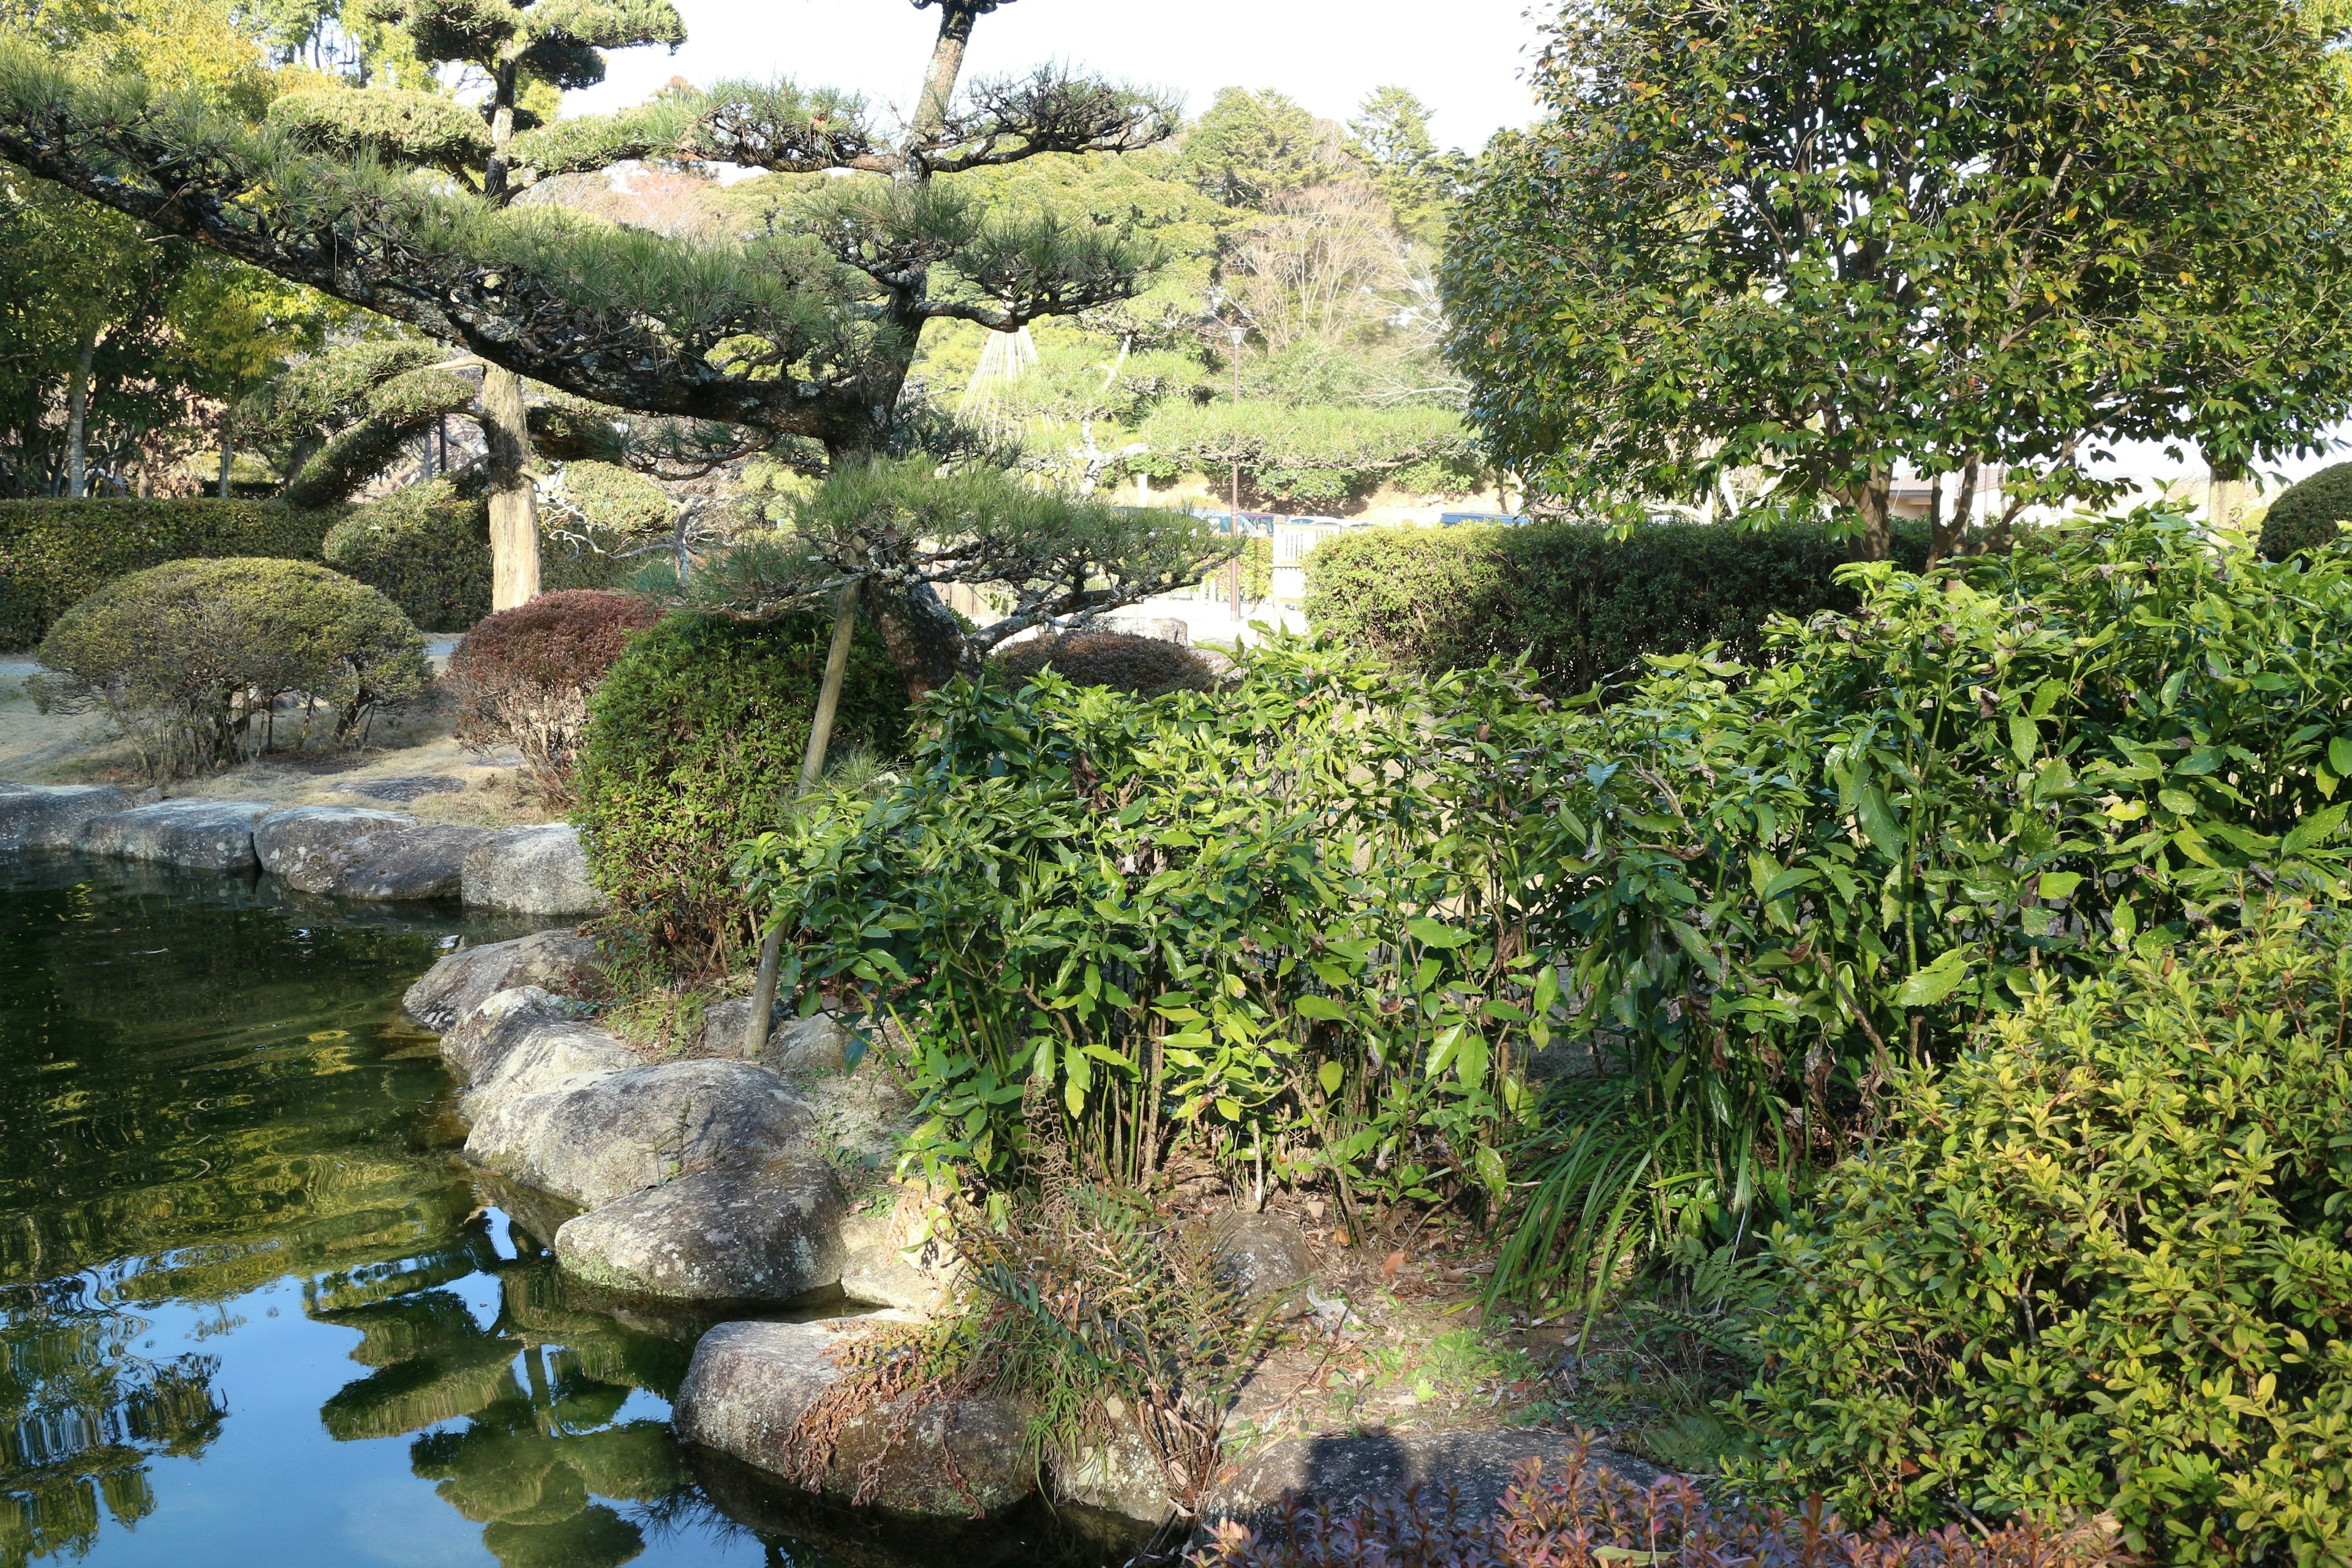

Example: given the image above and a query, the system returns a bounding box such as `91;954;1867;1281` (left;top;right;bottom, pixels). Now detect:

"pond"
0;853;1127;1568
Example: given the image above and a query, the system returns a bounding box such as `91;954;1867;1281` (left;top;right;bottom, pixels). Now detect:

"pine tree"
0;0;1192;657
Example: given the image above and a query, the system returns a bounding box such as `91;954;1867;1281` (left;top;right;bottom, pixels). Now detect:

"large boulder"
554;1153;847;1303
837;1185;960;1317
463;823;607;916
675;1319;1033;1518
459;1020;639;1123
464;1058;812;1209
1055;1412;1175;1523
439;984;570;1082
77;798;274;872
1204;1431;1667;1537
254;805;493;900
0;783;130;851
402;928;601;1031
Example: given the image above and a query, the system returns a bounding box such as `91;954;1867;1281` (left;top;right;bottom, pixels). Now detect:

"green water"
0;854;1121;1568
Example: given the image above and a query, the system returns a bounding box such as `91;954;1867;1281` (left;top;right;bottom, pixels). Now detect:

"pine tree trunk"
482;364;540;612
218;415;233;498
64;328;95;499
913;4;976;139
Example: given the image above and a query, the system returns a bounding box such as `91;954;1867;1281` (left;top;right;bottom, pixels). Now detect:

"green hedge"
323;480;634;633
0;499;343;649
1303;518;1930;692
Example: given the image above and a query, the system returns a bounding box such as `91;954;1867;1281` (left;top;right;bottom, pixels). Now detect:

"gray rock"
701;997;784;1058
676;1319;1033;1518
439;985;570;1082
1204;1430;1666;1537
1207;1212;1317;1318
1055;1411;1175;1522
464;1058;812;1209
255;805;493;900
0;783;130;850
771;1012;854;1074
554;1153;847;1302
460;1020;639;1123
402;928;601;1030
78;798;275;871
462;823;607;916
345;774;465;802
839;1243;959;1318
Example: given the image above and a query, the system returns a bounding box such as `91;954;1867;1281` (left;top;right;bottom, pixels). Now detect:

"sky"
567;0;1550;156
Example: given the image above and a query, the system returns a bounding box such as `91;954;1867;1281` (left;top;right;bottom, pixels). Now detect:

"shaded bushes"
1736;909;2352;1563
992;630;1218;698
32;557;428;778
2256;461;2352;561
573;611;908;970
446;589;660;785
323;480;630;631
0;499;341;648
1305;518;1929;692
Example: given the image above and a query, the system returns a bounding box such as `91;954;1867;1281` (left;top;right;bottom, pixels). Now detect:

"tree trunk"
867;581;967;701
1932;458;1980;565
913;4;978;140
218;415;233;498
482;364;540;612
64;328;95;499
1844;468;1892;562
742;579;864;1056
2207;466;2249;532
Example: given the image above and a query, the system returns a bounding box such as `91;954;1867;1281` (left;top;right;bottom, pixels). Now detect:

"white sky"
567;0;1548;155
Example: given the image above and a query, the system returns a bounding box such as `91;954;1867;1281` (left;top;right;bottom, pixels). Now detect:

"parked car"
1438;510;1533;526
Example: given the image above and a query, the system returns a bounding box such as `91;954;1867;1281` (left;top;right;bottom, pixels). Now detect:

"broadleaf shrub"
1193;1439;2117;1568
1736;907;2352;1564
1305;517;1931;693
445;589;662;785
323;479;633;631
33;557;429;778
2256;461;2352;562
0;499;341;648
991;630;1218;698
573;610;908;971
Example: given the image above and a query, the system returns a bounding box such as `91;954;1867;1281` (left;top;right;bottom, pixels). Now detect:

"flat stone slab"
403;929;601;1031
463;823;606;916
255;805;493;901
1204;1430;1666;1537
676;1319;1032;1518
78;798;275;872
464;1058;812;1209
0;783;130;851
555;1153;847;1303
345;775;466;802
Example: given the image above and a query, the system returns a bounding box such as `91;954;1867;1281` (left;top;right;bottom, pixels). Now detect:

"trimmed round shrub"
34;557;428;778
992;630;1217;698
1735;909;2352;1564
446;590;662;785
572;611;909;970
324;480;632;632
2257;462;2352;561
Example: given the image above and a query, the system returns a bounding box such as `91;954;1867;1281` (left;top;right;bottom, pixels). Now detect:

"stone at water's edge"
254;805;494;900
439;984;570;1082
554;1153;848;1302
462;823;608;916
402;929;601;1031
836;1185;962;1318
459;1020;639;1123
676;1319;1034;1518
1056;1416;1176;1523
77;798;275;872
464;1058;812;1209
0;783;130;850
1203;1430;1667;1538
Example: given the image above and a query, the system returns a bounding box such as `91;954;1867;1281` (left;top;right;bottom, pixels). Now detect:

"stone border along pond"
0;777;1665;1553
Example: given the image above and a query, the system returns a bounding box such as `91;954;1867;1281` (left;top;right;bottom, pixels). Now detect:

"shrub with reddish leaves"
992;630;1218;699
1193;1438;2115;1568
446;589;661;784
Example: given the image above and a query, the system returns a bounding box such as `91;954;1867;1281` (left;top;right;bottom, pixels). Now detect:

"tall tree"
1176;86;1330;209
1444;0;2352;560
0;0;1188;662
1344;85;1463;249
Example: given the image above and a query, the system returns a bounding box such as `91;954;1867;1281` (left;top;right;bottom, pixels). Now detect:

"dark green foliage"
1305;519;1929;694
572;611;908;970
33;556;428;776
1736;908;2352;1564
322;480;628;631
2257;461;2352;561
265;87;488;170
1135;402;1481;507
991;630;1217;698
0;497;339;648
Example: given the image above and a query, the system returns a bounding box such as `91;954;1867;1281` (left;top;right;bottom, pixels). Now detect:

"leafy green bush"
1306;517;1932;693
992;630;1218;698
573;611;908;971
34;557;429;778
447;589;661;785
0;499;341;648
2256;461;2352;562
324;480;633;631
1735;907;2352;1565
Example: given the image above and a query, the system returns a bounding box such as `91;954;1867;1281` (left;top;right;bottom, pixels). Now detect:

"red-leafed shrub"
1191;1439;2116;1568
992;630;1218;698
446;589;661;783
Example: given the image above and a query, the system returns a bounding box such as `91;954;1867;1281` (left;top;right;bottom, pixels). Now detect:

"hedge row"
1303;518;1931;693
324;480;631;632
0;499;344;648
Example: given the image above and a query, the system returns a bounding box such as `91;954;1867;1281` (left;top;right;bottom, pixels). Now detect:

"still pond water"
0;853;1118;1568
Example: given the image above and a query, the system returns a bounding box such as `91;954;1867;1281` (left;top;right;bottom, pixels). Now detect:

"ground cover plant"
445;589;661;788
